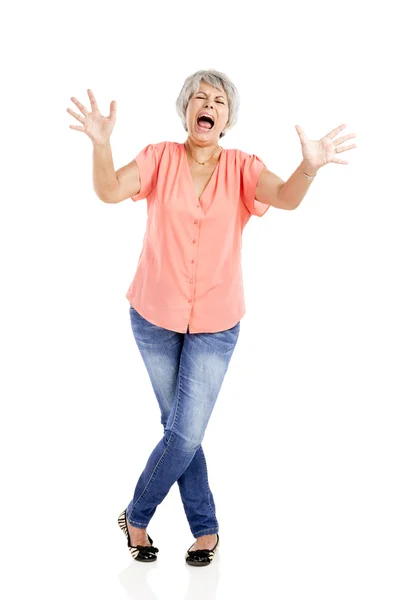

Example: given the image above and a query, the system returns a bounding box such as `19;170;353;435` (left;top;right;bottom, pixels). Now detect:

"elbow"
94;188;108;203
94;189;117;204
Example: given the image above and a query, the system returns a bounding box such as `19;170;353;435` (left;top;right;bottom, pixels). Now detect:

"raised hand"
67;89;117;145
295;124;357;173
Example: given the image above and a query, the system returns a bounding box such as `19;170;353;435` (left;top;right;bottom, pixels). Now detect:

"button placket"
188;217;199;308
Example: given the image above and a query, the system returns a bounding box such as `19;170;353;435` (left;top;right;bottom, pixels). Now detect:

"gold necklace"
185;141;220;166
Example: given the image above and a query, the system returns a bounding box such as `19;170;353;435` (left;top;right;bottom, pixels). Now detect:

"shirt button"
194;220;198;224
188;299;192;303
192;239;196;243
197;205;200;208
191;259;195;263
189;279;193;283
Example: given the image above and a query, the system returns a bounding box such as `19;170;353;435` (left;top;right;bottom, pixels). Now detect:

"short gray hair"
175;69;240;139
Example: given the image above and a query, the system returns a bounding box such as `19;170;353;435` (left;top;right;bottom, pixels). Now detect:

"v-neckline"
181;142;224;206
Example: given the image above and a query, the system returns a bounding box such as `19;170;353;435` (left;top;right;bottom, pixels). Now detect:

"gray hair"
175;69;240;139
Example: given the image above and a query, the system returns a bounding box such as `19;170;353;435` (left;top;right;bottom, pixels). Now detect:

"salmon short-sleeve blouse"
126;141;271;333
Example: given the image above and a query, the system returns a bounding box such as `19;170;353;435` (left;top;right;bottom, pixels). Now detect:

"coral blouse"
125;141;270;333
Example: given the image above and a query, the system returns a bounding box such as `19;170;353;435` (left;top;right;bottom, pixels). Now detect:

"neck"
185;138;221;164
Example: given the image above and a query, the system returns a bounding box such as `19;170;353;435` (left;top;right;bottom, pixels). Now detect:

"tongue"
198;118;212;129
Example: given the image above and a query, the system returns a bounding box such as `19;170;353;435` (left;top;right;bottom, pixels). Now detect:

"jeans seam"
169;344;184;432
130;341;185;514
201;447;217;518
127;518;148;528
193;527;219;537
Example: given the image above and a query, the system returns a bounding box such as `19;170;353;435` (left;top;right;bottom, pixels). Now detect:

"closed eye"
196;96;225;104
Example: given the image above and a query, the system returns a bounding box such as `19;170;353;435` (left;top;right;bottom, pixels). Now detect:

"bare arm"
275;160;318;210
255;167;285;208
67;90;140;203
92;141;119;202
255;160;317;210
113;157;141;203
92;141;141;204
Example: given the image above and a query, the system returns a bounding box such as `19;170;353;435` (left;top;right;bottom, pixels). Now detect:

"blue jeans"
126;305;241;538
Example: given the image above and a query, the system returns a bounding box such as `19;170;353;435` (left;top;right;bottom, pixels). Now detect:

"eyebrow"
196;91;227;100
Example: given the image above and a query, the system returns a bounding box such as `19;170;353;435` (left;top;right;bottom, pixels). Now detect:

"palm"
295;124;357;171
67;89;117;144
84;110;114;140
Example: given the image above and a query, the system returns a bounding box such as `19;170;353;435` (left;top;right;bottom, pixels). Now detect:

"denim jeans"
126;305;240;539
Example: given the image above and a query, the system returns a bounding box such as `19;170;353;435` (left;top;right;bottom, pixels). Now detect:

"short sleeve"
131;143;160;201
240;153;271;217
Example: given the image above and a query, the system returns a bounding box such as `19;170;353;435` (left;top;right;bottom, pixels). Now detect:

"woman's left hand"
295;123;357;174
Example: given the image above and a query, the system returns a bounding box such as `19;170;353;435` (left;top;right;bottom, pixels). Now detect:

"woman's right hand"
67;89;116;145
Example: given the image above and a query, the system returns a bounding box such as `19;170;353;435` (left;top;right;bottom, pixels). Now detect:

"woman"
67;69;356;566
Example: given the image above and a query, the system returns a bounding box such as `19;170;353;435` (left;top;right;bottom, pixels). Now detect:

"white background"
1;0;399;598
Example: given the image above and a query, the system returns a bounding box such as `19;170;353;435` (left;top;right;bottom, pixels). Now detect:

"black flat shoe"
117;509;159;562
185;534;219;567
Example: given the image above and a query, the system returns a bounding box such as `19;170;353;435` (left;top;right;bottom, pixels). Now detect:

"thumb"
295;124;308;144
109;100;117;121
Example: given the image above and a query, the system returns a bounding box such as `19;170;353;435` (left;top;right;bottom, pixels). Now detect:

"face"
185;81;229;145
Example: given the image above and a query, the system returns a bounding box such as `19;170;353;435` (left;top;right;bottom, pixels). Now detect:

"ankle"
127;520;146;532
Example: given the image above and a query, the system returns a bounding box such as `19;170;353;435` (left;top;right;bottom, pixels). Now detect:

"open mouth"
196;115;214;131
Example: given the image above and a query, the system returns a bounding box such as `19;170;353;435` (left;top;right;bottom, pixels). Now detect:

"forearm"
92;140;119;202
278;160;318;210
